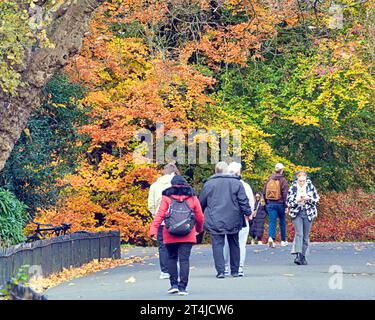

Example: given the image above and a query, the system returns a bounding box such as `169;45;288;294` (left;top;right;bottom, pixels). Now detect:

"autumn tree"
0;0;106;172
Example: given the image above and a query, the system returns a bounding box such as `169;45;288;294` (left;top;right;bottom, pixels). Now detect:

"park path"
46;242;375;300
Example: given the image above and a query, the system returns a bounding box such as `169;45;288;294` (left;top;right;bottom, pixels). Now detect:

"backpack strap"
253;200;261;217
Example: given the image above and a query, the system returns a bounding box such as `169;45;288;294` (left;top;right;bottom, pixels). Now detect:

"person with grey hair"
199;161;252;278
223;162;254;277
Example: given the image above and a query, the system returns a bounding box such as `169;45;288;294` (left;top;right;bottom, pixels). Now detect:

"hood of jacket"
162;185;196;200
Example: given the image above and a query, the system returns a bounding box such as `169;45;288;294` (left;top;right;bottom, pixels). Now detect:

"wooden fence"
0;231;121;290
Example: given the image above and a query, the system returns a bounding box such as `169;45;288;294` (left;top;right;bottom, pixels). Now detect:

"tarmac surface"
46;242;375;300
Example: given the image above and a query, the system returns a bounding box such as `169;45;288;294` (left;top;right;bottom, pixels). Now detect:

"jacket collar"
207;173;240;181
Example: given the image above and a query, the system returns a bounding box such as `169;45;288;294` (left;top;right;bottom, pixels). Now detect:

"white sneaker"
178;289;189;296
268;237;275;248
257;241;263;245
281;241;289;247
224;267;230;276
251;239;256;245
160;272;170;280
238;267;244;277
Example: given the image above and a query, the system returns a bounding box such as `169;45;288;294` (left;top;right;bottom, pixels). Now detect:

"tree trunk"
0;0;105;172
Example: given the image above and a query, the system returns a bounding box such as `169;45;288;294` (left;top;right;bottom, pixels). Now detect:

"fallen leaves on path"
354;245;365;252
125;276;137;283
28;257;145;293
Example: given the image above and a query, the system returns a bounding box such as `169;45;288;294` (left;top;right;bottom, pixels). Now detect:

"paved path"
46;242;375;300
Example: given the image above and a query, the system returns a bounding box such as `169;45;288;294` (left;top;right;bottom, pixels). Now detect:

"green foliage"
215;38;374;192
0;0;61;94
0;1;33;93
1;265;31;299
0;73;89;212
0;188;29;246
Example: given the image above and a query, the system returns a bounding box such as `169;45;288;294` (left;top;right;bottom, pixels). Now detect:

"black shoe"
301;255;308;265
216;273;225;279
231;273;239;278
167;285;179;294
294;253;303;265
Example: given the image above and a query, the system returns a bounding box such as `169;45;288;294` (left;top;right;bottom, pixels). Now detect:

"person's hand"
149;233;157;241
285;207;289;214
249;214;254;221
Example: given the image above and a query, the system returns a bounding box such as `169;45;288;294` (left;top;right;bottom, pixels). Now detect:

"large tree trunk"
0;0;105;172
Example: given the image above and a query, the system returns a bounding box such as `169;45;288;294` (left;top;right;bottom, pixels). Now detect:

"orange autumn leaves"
29;3;216;244
28;0;301;243
28;256;147;293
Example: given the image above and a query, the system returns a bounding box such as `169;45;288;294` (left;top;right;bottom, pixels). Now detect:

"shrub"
259;190;374;243
0;188;29;246
311;190;375;242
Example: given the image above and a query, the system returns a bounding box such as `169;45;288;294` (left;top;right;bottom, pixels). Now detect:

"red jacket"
149;186;204;244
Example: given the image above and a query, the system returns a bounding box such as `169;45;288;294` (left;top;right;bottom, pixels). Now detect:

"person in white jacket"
223;162;254;277
148;163;179;279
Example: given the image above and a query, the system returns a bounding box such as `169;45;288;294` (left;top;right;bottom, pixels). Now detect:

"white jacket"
148;174;173;216
241;180;255;212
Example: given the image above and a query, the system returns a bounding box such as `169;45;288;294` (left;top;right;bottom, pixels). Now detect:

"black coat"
249;199;267;239
199;174;252;235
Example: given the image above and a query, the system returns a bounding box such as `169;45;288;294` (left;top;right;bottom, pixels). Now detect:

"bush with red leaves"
259;190;374;243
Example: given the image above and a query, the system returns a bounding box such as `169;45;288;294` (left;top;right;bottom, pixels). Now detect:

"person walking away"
263;163;289;248
200;162;252;278
287;171;319;265
148;163;180;279
223;162;254;277
149;175;204;296
249;192;268;244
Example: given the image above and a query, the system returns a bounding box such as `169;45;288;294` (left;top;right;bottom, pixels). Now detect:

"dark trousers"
211;233;240;274
157;225;169;273
166;243;193;289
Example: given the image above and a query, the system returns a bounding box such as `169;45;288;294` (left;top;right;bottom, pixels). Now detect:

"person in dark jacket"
149;175;204;296
199;162;252;278
249;192;267;244
263;163;289;248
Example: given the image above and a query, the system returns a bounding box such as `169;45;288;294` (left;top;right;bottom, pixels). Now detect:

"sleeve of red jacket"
193;196;204;234
149;196;169;236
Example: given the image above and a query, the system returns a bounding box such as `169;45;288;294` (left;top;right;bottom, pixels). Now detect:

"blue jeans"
267;203;286;241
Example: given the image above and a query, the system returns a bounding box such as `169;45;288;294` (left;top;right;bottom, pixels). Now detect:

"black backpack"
165;197;196;236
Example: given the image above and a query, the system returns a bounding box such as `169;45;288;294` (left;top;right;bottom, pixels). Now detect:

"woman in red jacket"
149;175;204;296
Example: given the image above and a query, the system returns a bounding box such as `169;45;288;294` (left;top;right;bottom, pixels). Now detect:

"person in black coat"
199;162;252;278
249;192;268;244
